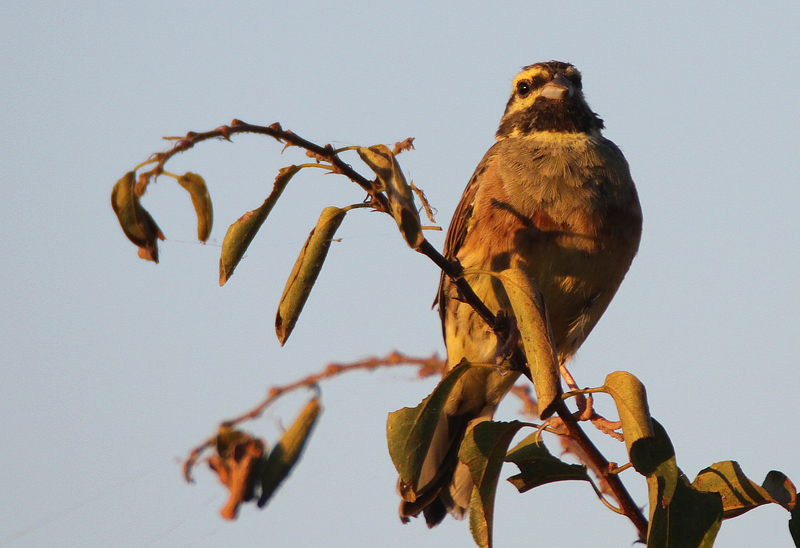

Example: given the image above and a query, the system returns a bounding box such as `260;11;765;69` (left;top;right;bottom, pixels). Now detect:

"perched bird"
400;61;642;526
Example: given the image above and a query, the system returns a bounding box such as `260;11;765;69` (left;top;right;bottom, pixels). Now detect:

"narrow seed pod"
497;268;561;418
177;172;213;242
275;206;346;345
111;171;164;262
257;397;322;508
357;145;424;249
219;165;300;285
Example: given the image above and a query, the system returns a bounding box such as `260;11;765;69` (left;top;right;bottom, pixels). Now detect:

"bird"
399;61;643;526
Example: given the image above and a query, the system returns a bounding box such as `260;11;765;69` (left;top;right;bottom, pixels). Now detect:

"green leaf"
274;206;347;345
459;421;526;548
763;471;797;511
496;268;561;418
601;371;653;454
647;472;723;548
386;362;471;499
110;171;164;262
638;422;726;548
219;165;300;285
505;431;589;493
257;397;322;508
692;461;798;518
357;145;424;249
177;171;213;242
468;485;485;547
631;418;678;509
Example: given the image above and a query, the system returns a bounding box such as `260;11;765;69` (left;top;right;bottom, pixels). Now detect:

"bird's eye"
516;81;531;96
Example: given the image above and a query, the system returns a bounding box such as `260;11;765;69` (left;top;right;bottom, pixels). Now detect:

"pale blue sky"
2;2;799;547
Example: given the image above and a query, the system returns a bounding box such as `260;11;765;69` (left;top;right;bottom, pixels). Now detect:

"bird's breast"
452;137;641;359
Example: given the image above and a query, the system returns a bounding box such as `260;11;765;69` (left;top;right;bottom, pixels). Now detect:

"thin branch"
554;403;647;538
136;120;391;213
183;351;445;482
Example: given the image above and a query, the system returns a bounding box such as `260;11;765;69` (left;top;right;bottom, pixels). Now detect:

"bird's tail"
398;410;488;527
399;368;522;526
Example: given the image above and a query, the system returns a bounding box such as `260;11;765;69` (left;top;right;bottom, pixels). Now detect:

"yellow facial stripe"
504;91;543;118
512;66;549;86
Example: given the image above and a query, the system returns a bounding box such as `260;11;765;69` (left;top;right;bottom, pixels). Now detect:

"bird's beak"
540;73;573;100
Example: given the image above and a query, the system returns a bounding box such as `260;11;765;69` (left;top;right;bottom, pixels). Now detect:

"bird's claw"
494;312;520;374
570;393;624;440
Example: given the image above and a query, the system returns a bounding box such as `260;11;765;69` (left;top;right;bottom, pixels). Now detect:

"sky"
1;2;799;547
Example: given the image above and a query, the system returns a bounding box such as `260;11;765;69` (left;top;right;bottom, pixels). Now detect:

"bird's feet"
493;311;520;375
561;364;623;441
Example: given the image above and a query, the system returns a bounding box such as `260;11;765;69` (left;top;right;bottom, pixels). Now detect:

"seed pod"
257;397;322;508
275;206;346;345
177;172;213;242
219;165;299;285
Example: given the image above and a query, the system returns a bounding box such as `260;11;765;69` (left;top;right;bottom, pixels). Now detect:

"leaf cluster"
208;398;321;520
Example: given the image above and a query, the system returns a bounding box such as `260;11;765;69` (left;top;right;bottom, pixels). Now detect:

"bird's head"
496;61;604;140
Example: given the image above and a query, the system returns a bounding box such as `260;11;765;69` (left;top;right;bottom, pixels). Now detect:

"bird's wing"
435;145;499;328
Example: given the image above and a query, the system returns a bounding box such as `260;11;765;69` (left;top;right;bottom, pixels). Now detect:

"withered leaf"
207;427;266;520
601;371;653;454
357;145;423;249
177;172;213;242
111;171;164;262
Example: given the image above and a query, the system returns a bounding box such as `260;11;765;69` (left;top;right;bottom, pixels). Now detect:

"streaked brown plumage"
400;61;642;526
